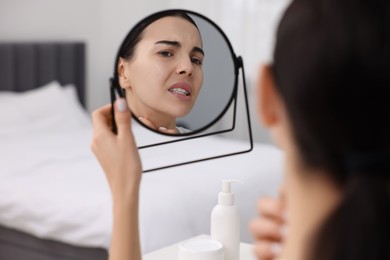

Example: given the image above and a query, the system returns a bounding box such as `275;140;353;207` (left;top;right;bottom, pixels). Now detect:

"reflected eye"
191;57;203;65
158;51;173;57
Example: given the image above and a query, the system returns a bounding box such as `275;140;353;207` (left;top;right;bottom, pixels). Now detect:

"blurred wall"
0;0;171;110
0;0;289;144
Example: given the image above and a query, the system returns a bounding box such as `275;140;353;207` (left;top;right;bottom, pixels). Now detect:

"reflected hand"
249;186;287;260
138;116;178;134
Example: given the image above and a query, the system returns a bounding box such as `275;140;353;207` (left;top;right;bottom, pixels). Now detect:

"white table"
143;234;256;260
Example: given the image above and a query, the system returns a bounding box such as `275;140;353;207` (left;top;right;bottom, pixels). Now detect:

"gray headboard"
0;42;86;107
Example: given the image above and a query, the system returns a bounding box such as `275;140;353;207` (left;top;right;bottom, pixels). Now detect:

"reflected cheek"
193;72;203;99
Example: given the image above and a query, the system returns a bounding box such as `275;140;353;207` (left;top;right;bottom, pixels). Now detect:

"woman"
250;0;390;259
116;10;204;134
91;1;390;259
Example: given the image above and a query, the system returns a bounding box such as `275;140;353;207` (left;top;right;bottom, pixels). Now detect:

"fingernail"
159;127;167;131
116;98;127;112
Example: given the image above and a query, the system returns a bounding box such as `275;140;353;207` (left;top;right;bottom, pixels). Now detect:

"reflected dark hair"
118;10;199;61
273;0;390;259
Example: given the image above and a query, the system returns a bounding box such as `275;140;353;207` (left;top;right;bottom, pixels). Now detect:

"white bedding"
0;82;283;253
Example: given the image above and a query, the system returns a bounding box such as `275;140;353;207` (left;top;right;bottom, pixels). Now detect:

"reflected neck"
126;95;176;130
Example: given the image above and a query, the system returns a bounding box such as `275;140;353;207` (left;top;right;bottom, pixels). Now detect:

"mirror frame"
112;9;239;136
110;9;253;172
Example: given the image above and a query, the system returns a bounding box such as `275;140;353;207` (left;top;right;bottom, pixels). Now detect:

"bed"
0;42;283;259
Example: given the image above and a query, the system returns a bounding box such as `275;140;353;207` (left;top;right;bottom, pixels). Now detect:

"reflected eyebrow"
155;40;180;47
155;40;205;57
192;46;205;57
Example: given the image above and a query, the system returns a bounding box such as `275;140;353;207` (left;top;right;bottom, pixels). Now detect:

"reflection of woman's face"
121;16;204;127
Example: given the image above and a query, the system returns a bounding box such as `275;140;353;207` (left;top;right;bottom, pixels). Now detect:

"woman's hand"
249;187;287;260
138;116;179;134
91;98;142;260
91;99;142;200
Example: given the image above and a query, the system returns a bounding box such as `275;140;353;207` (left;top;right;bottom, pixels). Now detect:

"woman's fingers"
158;127;179;134
138;116;179;134
91;101;142;190
91;104;114;157
249;193;287;260
257;197;285;224
114;98;132;138
252;240;280;260
138;116;156;130
249;218;283;241
91;104;113;133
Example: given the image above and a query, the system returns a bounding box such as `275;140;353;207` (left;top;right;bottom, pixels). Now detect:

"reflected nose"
176;57;193;77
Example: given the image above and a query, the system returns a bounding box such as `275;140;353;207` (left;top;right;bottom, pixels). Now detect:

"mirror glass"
113;10;237;135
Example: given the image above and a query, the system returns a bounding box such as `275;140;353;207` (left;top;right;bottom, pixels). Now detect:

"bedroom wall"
0;0;289;144
0;0;99;106
0;0;167;110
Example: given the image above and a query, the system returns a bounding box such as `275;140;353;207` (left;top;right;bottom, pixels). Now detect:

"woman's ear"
257;64;283;128
118;58;131;88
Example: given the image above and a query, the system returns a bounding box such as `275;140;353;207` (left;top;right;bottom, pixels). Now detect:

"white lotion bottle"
211;180;241;260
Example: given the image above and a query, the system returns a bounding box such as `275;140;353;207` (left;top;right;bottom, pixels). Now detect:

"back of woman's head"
272;0;390;259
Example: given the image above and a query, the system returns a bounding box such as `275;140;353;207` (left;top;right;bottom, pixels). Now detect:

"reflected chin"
168;102;195;118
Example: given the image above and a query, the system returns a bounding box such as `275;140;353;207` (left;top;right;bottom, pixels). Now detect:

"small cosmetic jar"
178;238;224;260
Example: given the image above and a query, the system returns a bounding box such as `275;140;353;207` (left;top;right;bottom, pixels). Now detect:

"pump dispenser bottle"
211;180;241;260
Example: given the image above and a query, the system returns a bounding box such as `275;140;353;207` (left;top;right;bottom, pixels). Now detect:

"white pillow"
0;81;61;126
61;83;91;127
0;80;62;101
0;81;90;134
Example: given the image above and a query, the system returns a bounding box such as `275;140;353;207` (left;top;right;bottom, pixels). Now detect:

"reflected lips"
168;82;192;101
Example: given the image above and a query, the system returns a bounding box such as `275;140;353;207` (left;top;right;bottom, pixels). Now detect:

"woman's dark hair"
118;10;199;61
273;0;390;259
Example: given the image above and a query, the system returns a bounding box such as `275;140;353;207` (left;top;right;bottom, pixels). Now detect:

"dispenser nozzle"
218;179;243;206
221;179;243;193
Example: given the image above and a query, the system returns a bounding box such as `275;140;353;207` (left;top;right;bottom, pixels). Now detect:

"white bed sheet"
0;84;284;253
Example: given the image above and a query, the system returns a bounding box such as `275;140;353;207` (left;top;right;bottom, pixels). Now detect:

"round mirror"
112;9;238;135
